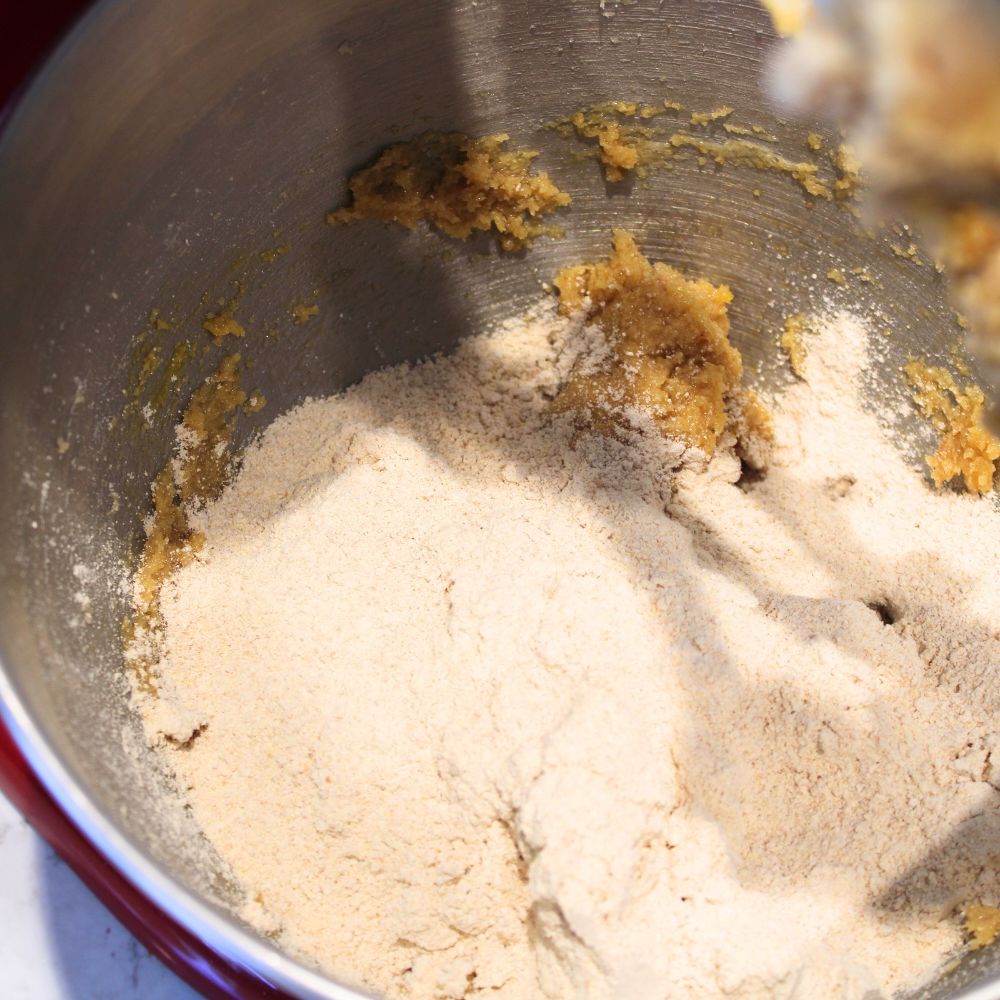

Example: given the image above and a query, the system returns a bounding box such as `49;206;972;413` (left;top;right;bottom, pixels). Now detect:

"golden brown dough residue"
134;354;250;618
203;309;245;340
724;123;780;142
905;360;1000;494
832;144;862;201
780;313;810;378
690;106;734;126
553;230;771;456
559;104;657;182
569;116;640;181
327;132;570;251
890;242;922;265
259;245;289;263
554;100;849;201
966;905;1000;950
292;302;319;325
668;135;832;199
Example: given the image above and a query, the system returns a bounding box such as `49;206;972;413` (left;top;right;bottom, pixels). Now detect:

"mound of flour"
138;306;1000;1000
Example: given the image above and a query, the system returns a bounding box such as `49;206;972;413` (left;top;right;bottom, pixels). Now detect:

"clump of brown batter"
905;360;1000;494
327;132;571;251
553;230;772;456
554;103;665;182
565;112;649;182
134;353;251;618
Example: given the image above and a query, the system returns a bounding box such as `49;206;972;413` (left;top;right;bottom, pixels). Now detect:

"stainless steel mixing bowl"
0;1;995;997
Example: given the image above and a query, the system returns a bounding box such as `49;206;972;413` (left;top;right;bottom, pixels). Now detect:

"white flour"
138;305;1000;1000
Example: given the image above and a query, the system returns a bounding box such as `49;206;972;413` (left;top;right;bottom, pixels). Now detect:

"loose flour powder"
136;304;1000;1000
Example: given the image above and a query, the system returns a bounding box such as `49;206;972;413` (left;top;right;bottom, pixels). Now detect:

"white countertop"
0;790;199;1000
